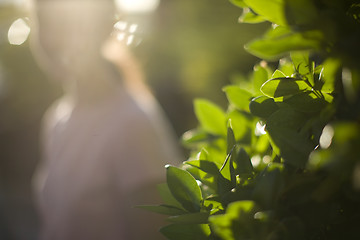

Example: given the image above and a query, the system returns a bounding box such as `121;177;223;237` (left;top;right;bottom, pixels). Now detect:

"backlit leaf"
223;86;252;111
166;165;203;212
260;77;311;98
227;110;252;143
245;26;323;60
182;129;219;146
291;51;314;85
194;99;227;136
239;8;267;23
184;159;220;176
243;0;287;26
229;0;247;8
271;69;287;79
321;58;341;93
253;64;270;94
227;123;236;154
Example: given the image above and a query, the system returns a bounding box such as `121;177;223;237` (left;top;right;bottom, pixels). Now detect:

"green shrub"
141;0;360;239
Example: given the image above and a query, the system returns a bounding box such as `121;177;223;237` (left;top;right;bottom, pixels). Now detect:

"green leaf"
253;64;270;94
160;224;211;240
254;134;270;153
194;99;227;136
284;92;327;113
166;165;203;212
291;51;314;85
260;77;311;98
227;110;252;143
252;163;284;208
184;159;233;197
245;26;323;60
157;183;185;210
137;205;187;216
219;150;234;182
266;107;307;130
229;0;247;8
249;96;279;118
234;148;253;177
321;58;341;93
322;92;334;103
279;58;296;76
197;148;209;160
223;86;252;111
209;200;257;240
203;198;224;212
239;8;267;23
291;51;310;75
227;123;236;154
184;159;220;176
266;124;315;168
168;212;209;224
182;129;219;146
271;69;287;78
284;0;318;26
243;0;287;26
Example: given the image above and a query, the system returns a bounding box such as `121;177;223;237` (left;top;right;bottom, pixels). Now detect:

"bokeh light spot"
319;124;334;149
8;18;30;45
115;0;160;13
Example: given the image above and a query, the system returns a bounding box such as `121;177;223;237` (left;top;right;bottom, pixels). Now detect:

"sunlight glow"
255;121;266;136
129;24;138;33
319;125;334;149
126;34;134;45
254;211;266;220
8;18;30;45
113;21;141;46
262;155;271;164
115;0;160;13
114;21;127;31
251;155;261;167
116;32;125;41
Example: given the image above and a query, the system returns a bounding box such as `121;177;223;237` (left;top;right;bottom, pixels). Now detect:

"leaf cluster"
142;0;360;239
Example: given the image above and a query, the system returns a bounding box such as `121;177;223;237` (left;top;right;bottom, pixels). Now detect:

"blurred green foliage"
144;0;360;239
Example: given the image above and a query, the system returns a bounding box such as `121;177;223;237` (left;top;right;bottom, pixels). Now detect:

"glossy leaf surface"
166;165;203;212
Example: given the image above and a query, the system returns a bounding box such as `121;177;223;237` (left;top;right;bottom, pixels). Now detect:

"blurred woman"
28;0;181;239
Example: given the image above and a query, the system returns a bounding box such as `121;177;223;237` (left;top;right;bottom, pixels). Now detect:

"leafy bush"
141;0;360;239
